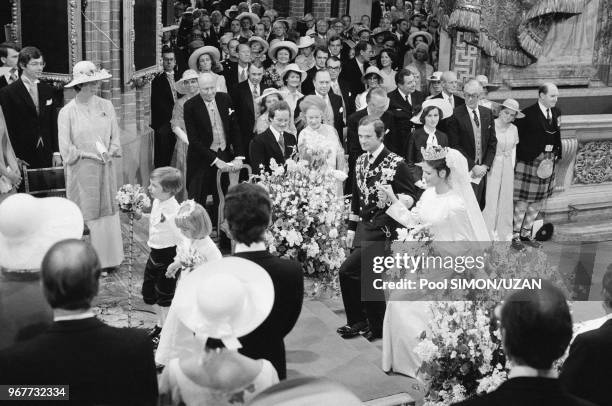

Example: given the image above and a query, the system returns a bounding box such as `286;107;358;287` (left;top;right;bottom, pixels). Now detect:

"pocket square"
228;108;235;115
45;99;53;106
385;129;390;134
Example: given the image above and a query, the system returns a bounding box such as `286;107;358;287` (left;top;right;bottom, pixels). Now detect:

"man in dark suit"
387;68;426;157
294;70;345;142
0;42;21;89
301;47;329;96
339;41;372;95
338;116;417;341
346;88;397;193
327;56;356;123
0;46;61;169
511;83;562;249
446;79;497;210
225;183;303;380
250;101;297;173
233;63;268;159
431;71;464;133
455;282;595;406
0;240;158;405
224;43;251;96
150;47;178;168
560;267;612;406
184;73;245;213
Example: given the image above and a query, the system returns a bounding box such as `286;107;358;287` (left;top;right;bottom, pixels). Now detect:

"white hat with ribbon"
173;257;274;350
0;194;84;270
411;98;453;124
65;61;112;88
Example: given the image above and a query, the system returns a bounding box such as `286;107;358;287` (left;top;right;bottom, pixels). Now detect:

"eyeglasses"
327;66;341;71
27;61;46;67
464;93;480;99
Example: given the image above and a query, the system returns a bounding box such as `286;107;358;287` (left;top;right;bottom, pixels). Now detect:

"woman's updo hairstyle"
419;105;443;125
425;158;451;179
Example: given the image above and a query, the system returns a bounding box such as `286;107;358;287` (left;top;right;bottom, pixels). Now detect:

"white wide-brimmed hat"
248;36;270;53
188;46;221;71
268;40;298;60
282;63;307;82
225;5;239;18
427;71;443;82
174;257;274;349
362;66;383;82
65;61;112;88
0;194;84;270
411;98;453;124
408;30;433;47
496;98;525;119
175;69;200;94
297;36;315;49
255;87;284;104
236;11;260;25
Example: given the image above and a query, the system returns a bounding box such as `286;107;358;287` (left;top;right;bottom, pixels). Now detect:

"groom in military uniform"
337;116;418;341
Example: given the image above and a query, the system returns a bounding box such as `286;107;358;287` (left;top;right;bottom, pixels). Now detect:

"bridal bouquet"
116;184;150;215
176;245;204;273
256;157;349;287
415;301;507;405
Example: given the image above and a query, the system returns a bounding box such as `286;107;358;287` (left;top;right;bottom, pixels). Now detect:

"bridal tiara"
177;199;196;219
421;145;448;161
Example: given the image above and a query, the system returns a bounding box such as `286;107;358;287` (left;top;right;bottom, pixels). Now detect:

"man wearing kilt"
337;116;417;341
512;83;561;249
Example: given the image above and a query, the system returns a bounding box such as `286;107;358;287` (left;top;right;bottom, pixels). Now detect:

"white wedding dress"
297;124;347;197
381;149;490;378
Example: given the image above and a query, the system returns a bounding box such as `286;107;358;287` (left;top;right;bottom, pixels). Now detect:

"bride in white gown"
378;146;490;378
297;95;347;197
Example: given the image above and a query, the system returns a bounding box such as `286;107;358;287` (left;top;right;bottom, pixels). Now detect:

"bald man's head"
41;239;101;310
538;82;559;108
441;71;458;95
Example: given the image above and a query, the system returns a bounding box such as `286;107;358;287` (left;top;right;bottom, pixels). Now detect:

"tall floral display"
255;156;348;296
116;184;150;326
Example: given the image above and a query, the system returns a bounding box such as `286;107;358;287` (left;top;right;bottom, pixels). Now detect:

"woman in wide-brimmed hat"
254;88;285;135
248;36;270;68
354;66;384;111
403;30;433;66
425;71;443;99
482;99;523;241
170;69;200;201
59;61;123;270
295;36;315;71
188;45;227;92
158;257;279;405
279;63;307;134
406;42;433;93
263;40;298;88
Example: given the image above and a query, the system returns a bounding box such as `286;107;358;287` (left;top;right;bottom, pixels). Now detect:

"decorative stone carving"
573;141;612;184
555;135;578;192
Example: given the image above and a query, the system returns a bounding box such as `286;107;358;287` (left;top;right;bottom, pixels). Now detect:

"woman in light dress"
482;99;522;241
0;107;20;203
188;46;228;93
378;146;490;378
263;41;298;89
158;257;278;406
254;89;284;135
297;95;347;196
378;49;397;92
170;70;200;202
279;64;306;135
59;61;123;269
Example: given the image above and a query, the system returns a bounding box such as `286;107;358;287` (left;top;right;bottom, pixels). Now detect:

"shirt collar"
234;242;267;253
397;88;410;100
369;143;385;161
538;101;550;117
508;365;557;379
315;91;328;100
157;196;177;207
54;311;96;322
269;125;282;141
21;75;39;86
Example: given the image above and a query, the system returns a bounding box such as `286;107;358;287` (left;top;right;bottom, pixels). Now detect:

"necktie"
240;68;247;83
167;73;176;102
546;108;552;125
448;94;454;109
472;109;480;127
332;81;340;95
9;69;17;84
27;82;39;114
405;94;411;106
278;132;285;154
252;86;259;99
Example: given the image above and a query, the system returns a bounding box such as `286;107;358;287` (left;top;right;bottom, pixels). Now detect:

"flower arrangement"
255;156;349;291
116;184;151;214
415;301;507;406
176;245;204;273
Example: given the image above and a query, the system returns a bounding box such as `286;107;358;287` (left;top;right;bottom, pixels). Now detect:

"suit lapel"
460;106;475;150
265;129;283;158
16;79;38;115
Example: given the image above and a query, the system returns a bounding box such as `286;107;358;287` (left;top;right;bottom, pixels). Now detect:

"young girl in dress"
156;200;223;366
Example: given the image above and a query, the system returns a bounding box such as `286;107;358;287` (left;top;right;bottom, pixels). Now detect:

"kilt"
514;157;555;202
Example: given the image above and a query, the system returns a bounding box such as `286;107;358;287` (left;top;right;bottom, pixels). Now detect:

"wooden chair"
21;164;66;197
216;164;252;252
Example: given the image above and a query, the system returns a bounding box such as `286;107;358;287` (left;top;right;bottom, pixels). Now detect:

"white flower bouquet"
177;245;204;273
116;184;150;215
416;301;507;406
255;156;349;289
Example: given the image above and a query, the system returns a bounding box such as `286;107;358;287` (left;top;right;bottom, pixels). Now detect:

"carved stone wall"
573;141;612;184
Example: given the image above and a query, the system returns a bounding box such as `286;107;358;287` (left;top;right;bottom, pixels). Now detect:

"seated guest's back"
159;257;279;405
247;377;362;406
453;282;596;406
225;183;304;380
560;268;612;406
0;239;158;405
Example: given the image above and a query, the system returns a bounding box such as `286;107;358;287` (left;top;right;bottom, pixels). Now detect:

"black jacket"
232;80;270;157
339;58;369;95
387;88;426;155
560;318;612;406
250;128;297;174
446;105;497;170
0;318;158;406
150;71;177;130
234;251;303;380
515;103;562;163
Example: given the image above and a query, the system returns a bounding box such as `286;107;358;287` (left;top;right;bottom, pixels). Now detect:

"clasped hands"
215;157;243;172
82;150;120;163
471;164;488;178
